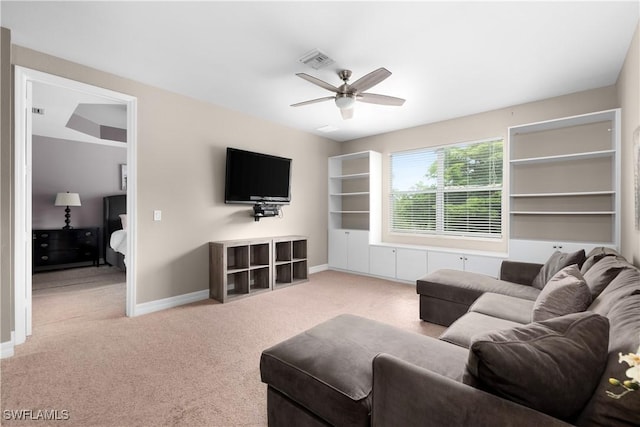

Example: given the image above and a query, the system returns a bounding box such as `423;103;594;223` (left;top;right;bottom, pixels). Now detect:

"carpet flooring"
1;269;445;426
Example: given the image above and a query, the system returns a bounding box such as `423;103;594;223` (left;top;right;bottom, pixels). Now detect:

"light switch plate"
153;210;162;221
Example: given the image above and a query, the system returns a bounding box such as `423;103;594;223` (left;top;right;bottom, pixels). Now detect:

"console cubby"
273;237;309;289
210;236;308;302
227;246;249;270
250;267;271;291
226;271;249;295
275;241;292;262
250;243;270;267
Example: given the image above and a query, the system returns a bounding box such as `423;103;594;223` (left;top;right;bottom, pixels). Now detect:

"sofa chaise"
260;247;640;426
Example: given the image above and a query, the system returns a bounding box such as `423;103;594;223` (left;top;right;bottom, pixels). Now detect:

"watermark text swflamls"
3;409;70;421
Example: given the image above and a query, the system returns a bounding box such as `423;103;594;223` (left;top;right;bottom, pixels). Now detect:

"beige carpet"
1;270;444;426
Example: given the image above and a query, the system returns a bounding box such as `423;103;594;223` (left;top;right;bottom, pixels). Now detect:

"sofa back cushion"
576;293;640;427
531;250;586;290
580;246;621;274
464;312;609;421
532;265;591;322
588;266;640;316
582;255;628;299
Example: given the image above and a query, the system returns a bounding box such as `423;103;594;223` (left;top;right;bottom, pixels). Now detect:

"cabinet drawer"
32;227;99;270
34;250;78;266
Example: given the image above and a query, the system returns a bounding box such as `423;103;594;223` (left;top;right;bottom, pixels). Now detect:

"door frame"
13;66;138;345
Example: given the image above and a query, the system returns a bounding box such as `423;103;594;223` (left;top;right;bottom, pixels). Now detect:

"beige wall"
341;86;619;253
7;46;340;313
617;21;640;267
2;22;638;344
1;28;13;344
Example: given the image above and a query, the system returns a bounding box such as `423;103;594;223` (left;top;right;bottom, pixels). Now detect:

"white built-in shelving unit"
508;109;621;262
328;151;381;273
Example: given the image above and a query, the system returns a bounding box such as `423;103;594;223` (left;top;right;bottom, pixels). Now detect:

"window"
390;138;503;238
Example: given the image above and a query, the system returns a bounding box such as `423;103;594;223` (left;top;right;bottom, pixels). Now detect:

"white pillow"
119;214;128;230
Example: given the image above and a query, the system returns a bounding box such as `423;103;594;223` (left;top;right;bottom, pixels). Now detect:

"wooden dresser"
32;227;100;272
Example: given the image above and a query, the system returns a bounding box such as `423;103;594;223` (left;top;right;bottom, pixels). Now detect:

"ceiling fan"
291;67;405;120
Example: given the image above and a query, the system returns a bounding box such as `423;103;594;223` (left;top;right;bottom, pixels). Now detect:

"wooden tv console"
209;235;309;303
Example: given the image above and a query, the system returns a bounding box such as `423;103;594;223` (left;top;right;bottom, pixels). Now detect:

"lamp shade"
54;192;81;207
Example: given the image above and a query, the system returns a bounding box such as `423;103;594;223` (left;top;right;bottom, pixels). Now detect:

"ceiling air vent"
32;107;45;115
299;49;335;70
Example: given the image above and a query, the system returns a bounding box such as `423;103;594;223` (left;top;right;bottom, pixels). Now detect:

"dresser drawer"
32;227;100;271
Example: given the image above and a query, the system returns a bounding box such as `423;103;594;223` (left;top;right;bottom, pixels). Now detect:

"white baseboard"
1;331;15;359
133;289;209;317
309;264;328;274
133;264;328;316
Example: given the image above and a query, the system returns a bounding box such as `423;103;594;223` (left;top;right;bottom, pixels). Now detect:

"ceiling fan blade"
296;73;339;93
290;96;335;107
358;93;406;106
340;108;354;120
349;68;392;93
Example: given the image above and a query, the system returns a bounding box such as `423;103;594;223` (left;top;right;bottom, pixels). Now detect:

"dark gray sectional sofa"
260;247;640;426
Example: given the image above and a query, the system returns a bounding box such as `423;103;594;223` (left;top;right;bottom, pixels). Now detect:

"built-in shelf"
330;172;370;180
510;149;615;165
511;211;615;215
508;109;620;245
328;151;381;233
511;191;615;198
330;192;370;196
330;210;370;214
328;151;381;272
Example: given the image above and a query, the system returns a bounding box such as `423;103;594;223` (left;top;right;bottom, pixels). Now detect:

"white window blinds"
390;139;503;238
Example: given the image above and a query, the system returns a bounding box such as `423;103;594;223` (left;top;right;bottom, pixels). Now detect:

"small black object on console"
253;204;280;222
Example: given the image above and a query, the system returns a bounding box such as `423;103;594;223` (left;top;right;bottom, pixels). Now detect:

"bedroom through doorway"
13;67;137;347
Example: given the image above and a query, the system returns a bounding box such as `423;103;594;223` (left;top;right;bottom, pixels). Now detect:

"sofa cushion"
469;292;535;324
580;246;621;274
576;294;640;427
531;249;586;290
417;269;540;308
582;255;627;299
439;312;522;348
260;314;468;427
588;266;640;316
464;312;609;421
532;265;591;322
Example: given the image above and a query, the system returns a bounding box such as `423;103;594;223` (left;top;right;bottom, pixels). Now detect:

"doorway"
13;67;138;346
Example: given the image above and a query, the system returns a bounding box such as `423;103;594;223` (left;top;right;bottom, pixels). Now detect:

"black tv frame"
224;147;292;221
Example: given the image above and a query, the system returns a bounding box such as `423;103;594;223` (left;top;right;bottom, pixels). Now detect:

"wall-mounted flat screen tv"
224;147;292;204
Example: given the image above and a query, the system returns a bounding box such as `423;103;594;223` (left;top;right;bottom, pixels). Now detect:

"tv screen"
224;148;292;204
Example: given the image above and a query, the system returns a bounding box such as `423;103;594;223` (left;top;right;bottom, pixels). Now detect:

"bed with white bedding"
103;194;127;270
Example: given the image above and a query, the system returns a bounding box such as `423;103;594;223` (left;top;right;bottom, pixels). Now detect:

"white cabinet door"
396;248;428;282
427;250;503;277
464;255;503;278
328;230;349;270
427;251;464;274
369;246;396;278
347;230;370;274
509;239;606;264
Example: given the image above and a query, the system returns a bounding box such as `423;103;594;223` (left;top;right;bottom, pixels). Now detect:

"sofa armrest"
499;260;543;286
371;353;572;427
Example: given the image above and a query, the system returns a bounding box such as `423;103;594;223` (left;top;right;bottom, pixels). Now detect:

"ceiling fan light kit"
291;67;405;120
334;94;356;109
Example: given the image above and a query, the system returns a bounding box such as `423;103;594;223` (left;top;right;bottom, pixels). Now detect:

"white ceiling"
31;81;126;145
2;1;639;142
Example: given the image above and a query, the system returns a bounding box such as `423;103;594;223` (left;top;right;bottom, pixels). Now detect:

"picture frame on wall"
120;164;128;191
